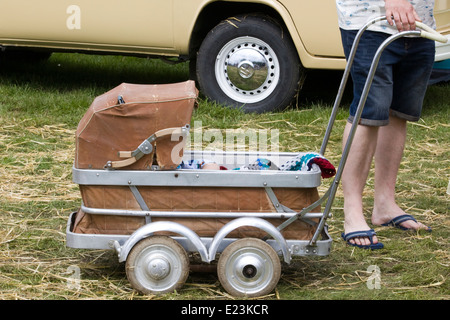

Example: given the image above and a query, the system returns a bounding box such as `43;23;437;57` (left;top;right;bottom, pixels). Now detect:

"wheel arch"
209;217;292;264
188;1;304;65
117;221;209;263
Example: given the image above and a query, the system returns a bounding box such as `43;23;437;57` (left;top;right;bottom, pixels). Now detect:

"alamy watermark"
65;265;81;291
366;265;381;290
66;5;81;30
172;120;281;167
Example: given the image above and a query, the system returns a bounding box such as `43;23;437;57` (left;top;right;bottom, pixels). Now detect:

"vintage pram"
66;19;447;297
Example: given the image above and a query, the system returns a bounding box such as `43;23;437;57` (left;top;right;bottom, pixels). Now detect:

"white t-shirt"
336;0;436;33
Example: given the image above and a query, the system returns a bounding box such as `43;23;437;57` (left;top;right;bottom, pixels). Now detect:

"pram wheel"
217;238;281;297
125;236;190;295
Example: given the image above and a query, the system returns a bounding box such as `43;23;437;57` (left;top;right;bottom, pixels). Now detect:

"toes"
353;235;378;246
400;220;430;231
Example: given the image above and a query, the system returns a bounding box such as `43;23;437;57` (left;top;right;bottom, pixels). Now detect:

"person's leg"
370;37;435;231
341;122;380;246
339;30;393;246
371;115;430;230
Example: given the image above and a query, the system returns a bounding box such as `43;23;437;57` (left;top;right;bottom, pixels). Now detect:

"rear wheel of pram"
125;236;189;295
217;238;281;297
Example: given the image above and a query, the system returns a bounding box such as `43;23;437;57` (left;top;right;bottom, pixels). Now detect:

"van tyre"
196;14;302;113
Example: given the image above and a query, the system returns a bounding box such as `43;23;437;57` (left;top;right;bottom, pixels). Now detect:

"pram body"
66;80;331;297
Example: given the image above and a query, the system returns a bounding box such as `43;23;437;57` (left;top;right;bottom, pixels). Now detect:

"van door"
0;0;174;50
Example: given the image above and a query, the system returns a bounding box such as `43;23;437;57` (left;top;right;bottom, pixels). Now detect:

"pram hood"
75;81;198;170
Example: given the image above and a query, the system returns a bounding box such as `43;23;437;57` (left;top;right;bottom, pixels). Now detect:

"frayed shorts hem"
347;110;421;127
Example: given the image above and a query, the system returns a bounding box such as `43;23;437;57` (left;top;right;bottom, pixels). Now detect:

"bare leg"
371;115;429;230
342;121;380;246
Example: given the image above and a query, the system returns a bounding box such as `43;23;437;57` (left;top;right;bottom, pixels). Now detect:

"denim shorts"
340;29;435;126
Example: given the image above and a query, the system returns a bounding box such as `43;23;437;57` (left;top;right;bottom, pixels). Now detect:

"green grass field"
0;53;448;300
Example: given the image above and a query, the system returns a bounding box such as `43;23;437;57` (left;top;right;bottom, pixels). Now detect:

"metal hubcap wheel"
126;236;189;295
215;36;280;104
217;238;281;297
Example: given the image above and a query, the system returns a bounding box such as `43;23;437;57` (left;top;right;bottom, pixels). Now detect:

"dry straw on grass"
0;79;448;300
0;122;79;203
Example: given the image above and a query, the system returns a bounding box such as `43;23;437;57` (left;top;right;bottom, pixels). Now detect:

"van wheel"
196;14;302;113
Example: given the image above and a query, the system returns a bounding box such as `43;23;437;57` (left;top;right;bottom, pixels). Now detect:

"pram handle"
106;125;190;169
309;17;446;246
415;21;447;43
320;17;446;156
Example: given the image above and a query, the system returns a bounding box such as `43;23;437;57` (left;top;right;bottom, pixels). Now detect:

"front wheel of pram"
217;238;281;298
125;235;190;295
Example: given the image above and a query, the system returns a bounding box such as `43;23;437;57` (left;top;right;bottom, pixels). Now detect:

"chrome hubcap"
134;244;182;292
146;255;171;280
227;48;269;91
224;247;274;294
237;61;255;79
216;37;280;104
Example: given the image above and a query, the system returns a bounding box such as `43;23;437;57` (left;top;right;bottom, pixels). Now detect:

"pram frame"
66;17;446;296
67;149;332;265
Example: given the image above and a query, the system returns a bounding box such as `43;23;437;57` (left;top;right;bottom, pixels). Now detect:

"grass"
0;53;448;301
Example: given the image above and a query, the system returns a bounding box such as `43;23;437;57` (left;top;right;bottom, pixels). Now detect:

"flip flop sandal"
341;229;384;250
381;214;432;232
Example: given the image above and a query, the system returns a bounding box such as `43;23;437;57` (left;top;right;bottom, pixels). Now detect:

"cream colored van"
1;1;448;112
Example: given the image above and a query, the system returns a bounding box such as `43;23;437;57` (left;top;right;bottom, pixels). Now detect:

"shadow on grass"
0;53;190;93
0;52;353;108
1;52;446;113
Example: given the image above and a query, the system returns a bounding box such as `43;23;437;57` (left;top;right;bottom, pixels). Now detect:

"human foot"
343;215;381;248
372;204;431;231
341;229;384;250
376;214;431;231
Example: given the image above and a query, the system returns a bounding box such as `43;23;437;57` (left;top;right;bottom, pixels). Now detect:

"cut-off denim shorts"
340;29;435;126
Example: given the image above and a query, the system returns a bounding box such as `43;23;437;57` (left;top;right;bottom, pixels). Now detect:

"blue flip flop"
341;229;384;250
381;214;432;232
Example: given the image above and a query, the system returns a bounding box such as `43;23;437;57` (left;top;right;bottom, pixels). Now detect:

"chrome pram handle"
310;16;446;246
320;17;447;156
415;21;447;43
